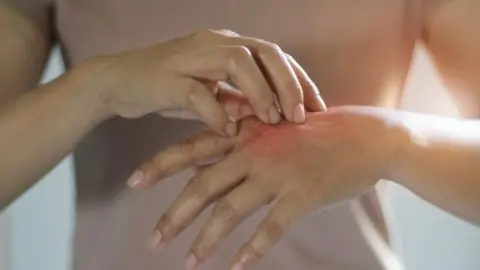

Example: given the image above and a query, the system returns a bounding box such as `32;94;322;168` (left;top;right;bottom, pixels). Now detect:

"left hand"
128;106;408;270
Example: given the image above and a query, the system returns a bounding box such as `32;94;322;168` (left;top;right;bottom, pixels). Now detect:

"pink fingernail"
225;120;237;137
293;103;305;123
258;112;270;124
148;230;162;249
268;105;281;124
231;262;244;270
127;171;144;188
185;253;198;270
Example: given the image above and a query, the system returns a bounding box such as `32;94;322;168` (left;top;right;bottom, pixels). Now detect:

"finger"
158;108;197;119
175;77;237;136
216;84;254;120
158;81;254;120
186;180;274;269
171;47;279;124
225;37;306;124
149;153;249;249
230;194;306;270
126;131;235;188
285;55;327;112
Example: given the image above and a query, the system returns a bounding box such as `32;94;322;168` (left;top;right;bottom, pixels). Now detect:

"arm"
128;106;480;270
393;0;480;225
0;70;107;209
311;0;422;242
0;12;325;210
391;112;480;225
0;1;108;209
0;0;52;102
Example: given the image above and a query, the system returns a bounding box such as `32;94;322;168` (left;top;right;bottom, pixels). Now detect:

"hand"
129;106;409;270
75;29;326;136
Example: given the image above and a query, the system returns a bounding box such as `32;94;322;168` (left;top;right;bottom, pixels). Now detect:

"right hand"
76;29;326;136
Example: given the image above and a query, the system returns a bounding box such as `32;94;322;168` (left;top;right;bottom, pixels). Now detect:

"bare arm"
390;111;480;225
0;0;51;101
0;1;110;209
125;106;480;270
0;4;330;210
384;0;480;224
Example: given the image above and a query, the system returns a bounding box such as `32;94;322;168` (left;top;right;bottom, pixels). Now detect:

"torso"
52;0;419;269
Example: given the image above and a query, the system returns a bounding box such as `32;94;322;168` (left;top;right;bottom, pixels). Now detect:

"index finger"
126;131;236;189
225;37;306;124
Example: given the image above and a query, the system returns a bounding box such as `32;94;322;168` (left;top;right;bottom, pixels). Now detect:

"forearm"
0;70;106;210
387;111;480;225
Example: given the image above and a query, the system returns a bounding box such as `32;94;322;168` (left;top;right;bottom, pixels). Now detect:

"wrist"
68;57;115;122
380;114;419;186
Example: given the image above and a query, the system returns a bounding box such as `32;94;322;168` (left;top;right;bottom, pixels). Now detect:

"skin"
126;0;480;269
0;2;414;269
0;1;325;210
2;1;475;268
133;106;480;270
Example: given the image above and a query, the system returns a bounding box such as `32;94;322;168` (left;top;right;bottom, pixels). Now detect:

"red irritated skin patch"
237;111;353;158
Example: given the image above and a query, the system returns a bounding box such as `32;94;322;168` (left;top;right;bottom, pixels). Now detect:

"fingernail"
127;171;144;188
316;94;327;111
258;112;270;124
268;105;281;124
185;253;198;270
148;230;163;249
231;262;244;270
225;120;237;137
293;103;305;123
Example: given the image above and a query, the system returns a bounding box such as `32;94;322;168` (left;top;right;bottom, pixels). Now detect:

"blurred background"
0;45;479;270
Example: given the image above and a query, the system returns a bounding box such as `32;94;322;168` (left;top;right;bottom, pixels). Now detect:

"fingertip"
293;103;306;124
230;250;257;270
315;94;327;111
224;118;238;137
231;262;244;270
257;112;270;124
147;229;163;249
267;105;281;124
185;253;200;270
127;170;145;188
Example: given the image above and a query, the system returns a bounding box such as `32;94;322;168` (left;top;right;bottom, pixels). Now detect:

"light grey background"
1;46;479;270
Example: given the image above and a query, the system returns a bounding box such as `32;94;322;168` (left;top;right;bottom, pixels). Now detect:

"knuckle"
213;199;239;222
263;41;282;53
192;29;239;41
184;80;202;106
228;46;252;66
242;243;263;263
191;242;212;261
216;29;240;37
263;220;285;239
226;47;254;78
191;29;215;41
157;213;174;235
188;176;210;202
255;40;282;55
283;53;295;62
178;136;197;158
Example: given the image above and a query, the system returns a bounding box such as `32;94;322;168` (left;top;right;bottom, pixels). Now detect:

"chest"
54;0;410;65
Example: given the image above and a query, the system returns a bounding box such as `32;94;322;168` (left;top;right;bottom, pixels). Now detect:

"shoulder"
2;0;54;39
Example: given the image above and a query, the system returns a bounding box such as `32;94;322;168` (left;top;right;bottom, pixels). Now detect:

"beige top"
24;0;421;269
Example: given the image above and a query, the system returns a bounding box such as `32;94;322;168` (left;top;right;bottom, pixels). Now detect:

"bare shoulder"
422;0;480;61
421;0;480;115
0;0;53;102
2;0;53;37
